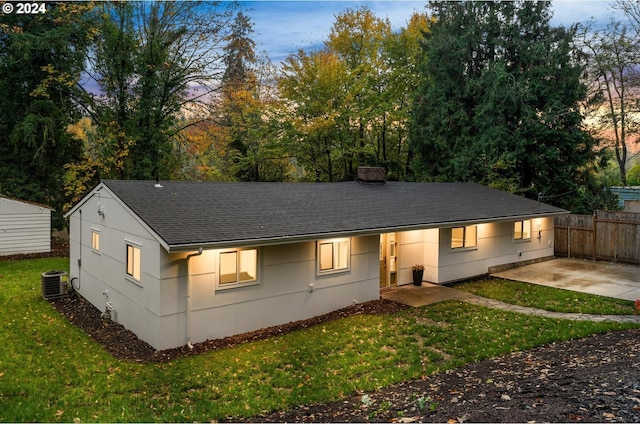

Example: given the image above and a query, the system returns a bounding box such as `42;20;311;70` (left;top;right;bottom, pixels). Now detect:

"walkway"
381;283;640;324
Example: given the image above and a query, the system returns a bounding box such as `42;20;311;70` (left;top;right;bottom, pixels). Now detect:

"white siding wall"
0;198;51;256
396;229;439;284
68;189;163;349
436;218;555;283
155;235;380;350
393;218;555;285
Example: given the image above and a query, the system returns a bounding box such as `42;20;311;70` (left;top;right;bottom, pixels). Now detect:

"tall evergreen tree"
213;11;289;181
218;11;260;181
410;1;606;212
0;2;95;224
222;11;256;86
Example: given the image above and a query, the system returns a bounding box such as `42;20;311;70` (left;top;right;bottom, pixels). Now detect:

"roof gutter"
165;210;569;253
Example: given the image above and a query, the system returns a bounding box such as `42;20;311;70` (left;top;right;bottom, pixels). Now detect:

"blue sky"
241;1;623;63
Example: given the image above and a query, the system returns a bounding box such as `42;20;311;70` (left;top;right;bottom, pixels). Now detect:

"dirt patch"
243;329;640;423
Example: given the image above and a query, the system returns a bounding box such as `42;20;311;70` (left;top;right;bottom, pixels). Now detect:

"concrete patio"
381;258;640;307
491;258;640;302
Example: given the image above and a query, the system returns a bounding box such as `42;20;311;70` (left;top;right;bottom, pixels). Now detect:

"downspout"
74;209;83;291
185;248;203;349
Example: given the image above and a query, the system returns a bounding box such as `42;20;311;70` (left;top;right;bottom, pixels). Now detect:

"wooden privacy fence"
554;211;640;264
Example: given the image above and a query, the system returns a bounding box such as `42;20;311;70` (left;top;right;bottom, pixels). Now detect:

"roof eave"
64;181;173;252
165;209;569;253
63;183;105;218
1;195;55;211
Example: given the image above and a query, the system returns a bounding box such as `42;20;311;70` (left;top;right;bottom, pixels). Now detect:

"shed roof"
78;180;567;252
0;195;54;213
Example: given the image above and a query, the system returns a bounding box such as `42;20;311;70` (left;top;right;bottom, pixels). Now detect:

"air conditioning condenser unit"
41;271;70;300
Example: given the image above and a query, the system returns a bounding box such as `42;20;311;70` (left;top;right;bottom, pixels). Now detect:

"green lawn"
0;258;637;422
453;277;637;315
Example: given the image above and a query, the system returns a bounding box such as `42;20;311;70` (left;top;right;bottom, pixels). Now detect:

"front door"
379;233;398;288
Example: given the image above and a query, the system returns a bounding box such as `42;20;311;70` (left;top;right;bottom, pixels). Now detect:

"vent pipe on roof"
357;166;386;184
154;166;163;188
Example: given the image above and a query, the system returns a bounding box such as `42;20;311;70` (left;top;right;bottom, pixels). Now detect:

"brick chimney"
357;166;386;184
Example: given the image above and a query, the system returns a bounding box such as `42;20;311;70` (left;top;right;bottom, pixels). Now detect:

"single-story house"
64;170;568;350
0;195;52;256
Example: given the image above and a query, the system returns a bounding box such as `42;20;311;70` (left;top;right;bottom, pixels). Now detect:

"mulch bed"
49;293;408;363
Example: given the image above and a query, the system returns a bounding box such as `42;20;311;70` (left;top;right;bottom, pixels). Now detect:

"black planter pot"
412;269;423;286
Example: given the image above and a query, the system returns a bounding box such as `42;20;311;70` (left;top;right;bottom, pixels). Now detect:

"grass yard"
453;277;637;315
0;258;638;422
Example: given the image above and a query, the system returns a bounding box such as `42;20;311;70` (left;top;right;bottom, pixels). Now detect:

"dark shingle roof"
101;180;567;251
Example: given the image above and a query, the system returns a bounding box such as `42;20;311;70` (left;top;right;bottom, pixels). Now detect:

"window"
219;248;257;286
317;239;350;274
514;220;531;240
451;226;477;249
91;230;100;252
126;243;141;282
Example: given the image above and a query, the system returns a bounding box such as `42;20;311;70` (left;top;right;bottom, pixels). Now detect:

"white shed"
0;196;52;256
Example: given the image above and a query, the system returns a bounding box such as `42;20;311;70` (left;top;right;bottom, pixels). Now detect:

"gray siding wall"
156;235;380;350
0;198;51;256
68;189;163;349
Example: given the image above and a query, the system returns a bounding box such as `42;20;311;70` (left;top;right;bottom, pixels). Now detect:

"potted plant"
412;264;424;286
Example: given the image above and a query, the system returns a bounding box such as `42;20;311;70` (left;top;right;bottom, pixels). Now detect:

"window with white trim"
451;226;477;249
219;248;257;286
514;220;531;240
126;243;141;282
317;238;350;274
91;229;100;252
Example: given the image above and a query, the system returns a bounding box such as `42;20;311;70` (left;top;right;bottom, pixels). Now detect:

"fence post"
614;219;618;263
567;216;571;259
593;211;597;261
555;211;640;264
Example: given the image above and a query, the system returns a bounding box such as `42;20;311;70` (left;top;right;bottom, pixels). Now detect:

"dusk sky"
241;1;624;63
71;1;625;94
